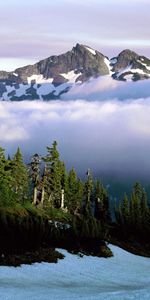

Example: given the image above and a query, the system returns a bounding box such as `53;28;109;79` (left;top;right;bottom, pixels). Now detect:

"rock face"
0;45;150;101
13;44;110;84
111;49;150;81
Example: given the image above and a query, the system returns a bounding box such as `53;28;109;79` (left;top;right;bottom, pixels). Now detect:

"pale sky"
0;0;150;70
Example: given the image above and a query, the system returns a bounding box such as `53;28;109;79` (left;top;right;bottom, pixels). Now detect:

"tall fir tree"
67;168;79;213
43;141;62;208
121;193;129;225
11;147;29;203
84;169;93;216
94;180;111;223
29;153;41;204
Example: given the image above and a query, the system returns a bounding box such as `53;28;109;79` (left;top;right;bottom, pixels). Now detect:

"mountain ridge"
0;44;150;101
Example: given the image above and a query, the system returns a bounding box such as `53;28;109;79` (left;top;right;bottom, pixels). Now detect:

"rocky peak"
112;49;140;72
0;44;150;101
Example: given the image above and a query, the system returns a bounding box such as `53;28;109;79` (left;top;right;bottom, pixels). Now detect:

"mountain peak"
112;49;140;73
118;49;139;60
0;45;150;101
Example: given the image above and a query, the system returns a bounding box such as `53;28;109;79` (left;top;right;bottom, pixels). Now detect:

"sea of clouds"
0;77;150;182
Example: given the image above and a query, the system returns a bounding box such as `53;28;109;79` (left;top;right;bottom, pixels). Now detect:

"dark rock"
0;44;150;100
0;83;7;97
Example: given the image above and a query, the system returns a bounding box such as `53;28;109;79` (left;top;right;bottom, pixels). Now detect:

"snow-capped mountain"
0;44;150;101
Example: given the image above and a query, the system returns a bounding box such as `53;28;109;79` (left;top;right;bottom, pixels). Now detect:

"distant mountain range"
0;43;150;101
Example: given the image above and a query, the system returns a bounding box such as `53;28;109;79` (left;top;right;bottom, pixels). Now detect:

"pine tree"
130;182;142;229
84;169;93;215
67;168;79;213
121;193;129;225
0;147;16;206
43;141;62;208
140;189;149;231
11;147;29;203
94;180;111;223
133;182;143;201
0;147;7;182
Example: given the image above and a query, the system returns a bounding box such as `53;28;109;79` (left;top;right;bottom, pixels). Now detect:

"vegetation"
114;182;150;245
0;141;150;264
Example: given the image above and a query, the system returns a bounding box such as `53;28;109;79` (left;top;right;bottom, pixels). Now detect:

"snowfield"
0;245;150;300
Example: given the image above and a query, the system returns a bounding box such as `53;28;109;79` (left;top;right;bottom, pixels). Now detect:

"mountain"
0;44;150;101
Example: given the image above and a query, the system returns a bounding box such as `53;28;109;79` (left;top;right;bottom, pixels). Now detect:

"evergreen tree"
121;193;129;225
129;182;142;228
11;147;29;203
84;169;93;215
94;180;111;223
0;147;7;182
67;168;79;213
0;147;16;206
43;141;62;208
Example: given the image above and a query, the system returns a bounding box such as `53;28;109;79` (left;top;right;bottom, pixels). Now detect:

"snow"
131;68;150;75
84;46;96;56
116;64;150;78
110;58;117;65
15;84;30;97
0;245;150;300
61;70;81;83
116;65;132;78
35;83;55;99
13;73;18;77
2;85;15;100
27;74;53;85
124;74;133;81
138;61;150;71
54;82;71;96
54;70;81;96
104;58;114;75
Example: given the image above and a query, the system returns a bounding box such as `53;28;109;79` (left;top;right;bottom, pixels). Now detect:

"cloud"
1;94;150;183
65;77;150;101
0;0;150;63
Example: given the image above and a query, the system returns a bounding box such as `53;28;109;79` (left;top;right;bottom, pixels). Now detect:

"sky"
0;0;150;194
0;0;150;70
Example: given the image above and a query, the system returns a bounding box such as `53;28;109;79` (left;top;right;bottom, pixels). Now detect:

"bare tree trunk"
33;187;37;205
61;189;64;209
41;187;45;206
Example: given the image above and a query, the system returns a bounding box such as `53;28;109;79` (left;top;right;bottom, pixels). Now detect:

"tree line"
0;141;150;248
0;141;110;222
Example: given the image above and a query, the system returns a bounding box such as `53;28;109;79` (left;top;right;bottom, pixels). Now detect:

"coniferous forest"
0;141;150;265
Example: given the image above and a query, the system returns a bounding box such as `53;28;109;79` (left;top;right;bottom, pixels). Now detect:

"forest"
0;141;150;265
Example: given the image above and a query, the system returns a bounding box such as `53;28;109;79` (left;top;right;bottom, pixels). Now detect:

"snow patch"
60;70;81;83
13;73;18;77
110;58;117;65
84;46;96;56
27;74;53;85
124;74;133;81
15;84;30;97
54;82;71;96
35;83;55;99
116;65;132;78
131;68;150;76
104;57;114;75
139;61;150;71
0;245;150;300
2;85;16;100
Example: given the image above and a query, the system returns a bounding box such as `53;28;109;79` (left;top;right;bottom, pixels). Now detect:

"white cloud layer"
1;94;150;181
65;77;150;101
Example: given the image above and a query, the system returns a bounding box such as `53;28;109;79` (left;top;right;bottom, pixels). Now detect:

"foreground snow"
0;245;150;300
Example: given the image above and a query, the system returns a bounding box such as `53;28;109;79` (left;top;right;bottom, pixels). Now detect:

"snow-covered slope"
0;45;150;101
0;245;150;300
